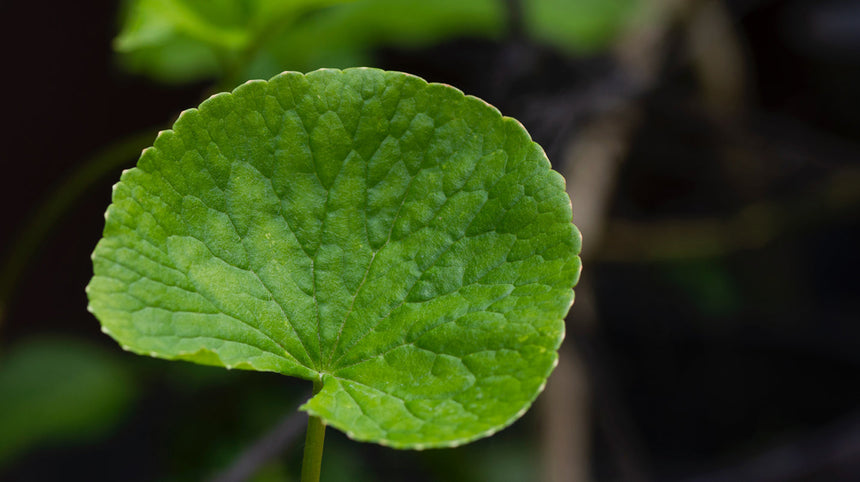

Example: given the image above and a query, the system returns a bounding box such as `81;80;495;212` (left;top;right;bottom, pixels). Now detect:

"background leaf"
115;0;354;83
243;0;504;80
0;338;136;466
87;68;581;448
113;0;642;84
523;0;642;54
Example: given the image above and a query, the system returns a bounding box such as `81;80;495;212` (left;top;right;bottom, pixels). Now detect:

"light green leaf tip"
87;68;581;449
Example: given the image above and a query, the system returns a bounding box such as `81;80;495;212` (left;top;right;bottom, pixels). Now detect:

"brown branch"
596;166;860;262
210;402;308;482
541;1;698;481
687;0;749;117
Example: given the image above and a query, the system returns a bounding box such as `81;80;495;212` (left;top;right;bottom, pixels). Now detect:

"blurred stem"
542;1;693;480
300;379;326;482
687;0;747;117
0;130;154;329
216;2;328;92
210;400;309;482
504;0;525;38
214;12;294;92
597;165;860;262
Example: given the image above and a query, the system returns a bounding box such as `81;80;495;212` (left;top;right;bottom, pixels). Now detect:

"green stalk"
0;130;154;328
300;379;326;482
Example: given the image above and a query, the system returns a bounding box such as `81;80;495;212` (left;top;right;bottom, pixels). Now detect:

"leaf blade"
88;68;581;448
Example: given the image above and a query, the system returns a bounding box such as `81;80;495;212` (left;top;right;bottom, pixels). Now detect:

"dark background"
1;0;858;481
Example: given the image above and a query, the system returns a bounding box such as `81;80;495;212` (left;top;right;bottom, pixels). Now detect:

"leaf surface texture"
88;68;581;447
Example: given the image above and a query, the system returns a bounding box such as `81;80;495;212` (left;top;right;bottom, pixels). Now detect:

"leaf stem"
300;379;326;482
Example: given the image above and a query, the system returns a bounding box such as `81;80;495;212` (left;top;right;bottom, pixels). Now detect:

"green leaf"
115;0;645;85
244;0;504;79
115;0;353;83
523;0;643;54
114;0;504;84
0;337;135;466
87;68;581;448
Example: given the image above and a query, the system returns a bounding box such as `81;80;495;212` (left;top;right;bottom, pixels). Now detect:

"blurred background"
1;0;858;480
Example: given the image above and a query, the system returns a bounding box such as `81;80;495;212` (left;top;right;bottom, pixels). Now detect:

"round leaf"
87;68;581;448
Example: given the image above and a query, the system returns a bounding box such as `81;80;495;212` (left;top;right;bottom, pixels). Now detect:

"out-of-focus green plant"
114;0;642;85
114;0;504;84
237;0;505;81
523;0;642;54
0;338;136;466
